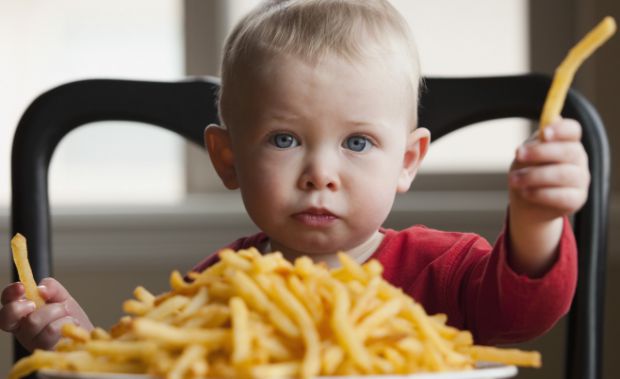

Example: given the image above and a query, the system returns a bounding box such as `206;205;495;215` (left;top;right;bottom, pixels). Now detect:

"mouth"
292;208;338;227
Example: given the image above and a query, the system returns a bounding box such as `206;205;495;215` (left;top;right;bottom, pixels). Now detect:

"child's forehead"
223;52;416;116
239;48;417;86
220;51;418;131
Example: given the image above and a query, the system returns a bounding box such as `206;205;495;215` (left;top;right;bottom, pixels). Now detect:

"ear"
397;127;431;193
204;124;239;189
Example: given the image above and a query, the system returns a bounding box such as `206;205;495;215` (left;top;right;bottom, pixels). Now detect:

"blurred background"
0;0;618;378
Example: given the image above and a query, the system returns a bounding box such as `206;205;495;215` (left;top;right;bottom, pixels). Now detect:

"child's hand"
0;278;93;352
509;118;590;221
507;118;590;275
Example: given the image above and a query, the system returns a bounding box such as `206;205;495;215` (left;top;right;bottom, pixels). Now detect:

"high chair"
10;75;610;379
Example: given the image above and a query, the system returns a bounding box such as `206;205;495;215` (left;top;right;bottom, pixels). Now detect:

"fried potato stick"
10;233;45;308
540;16;616;129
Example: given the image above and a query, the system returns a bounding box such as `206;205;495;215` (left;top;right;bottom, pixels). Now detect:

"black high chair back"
11;75;610;379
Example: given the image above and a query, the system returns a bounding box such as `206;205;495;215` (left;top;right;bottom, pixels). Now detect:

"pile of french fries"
10;248;540;379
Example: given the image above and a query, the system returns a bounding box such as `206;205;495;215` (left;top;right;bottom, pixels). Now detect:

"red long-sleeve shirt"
191;217;577;344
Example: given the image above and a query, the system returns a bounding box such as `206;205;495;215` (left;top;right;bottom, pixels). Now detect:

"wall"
531;0;620;376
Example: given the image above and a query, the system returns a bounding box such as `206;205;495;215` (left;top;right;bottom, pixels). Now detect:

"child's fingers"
16;303;69;343
30;316;78;351
38;277;72;303
510;164;590;190
517;141;588;166
1;283;25;305
541;119;582;142
37;277;93;329
64;298;94;331
0;300;36;332
33;278;94;336
516;187;587;213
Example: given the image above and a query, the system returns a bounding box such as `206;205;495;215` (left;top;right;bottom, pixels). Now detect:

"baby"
1;0;589;353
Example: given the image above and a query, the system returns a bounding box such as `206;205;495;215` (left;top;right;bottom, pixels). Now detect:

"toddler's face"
211;53;429;257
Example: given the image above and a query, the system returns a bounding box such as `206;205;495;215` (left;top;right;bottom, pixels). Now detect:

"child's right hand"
0;278;93;352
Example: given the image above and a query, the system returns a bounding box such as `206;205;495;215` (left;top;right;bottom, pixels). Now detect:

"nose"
297;152;340;191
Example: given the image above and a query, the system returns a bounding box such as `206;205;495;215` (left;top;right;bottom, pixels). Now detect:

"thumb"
37;277;72;303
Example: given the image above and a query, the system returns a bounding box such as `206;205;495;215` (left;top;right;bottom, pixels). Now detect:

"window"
391;0;530;173
0;0;184;206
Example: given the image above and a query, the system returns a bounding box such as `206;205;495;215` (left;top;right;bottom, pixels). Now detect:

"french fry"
232;270;299;338
60;323;91;343
174;286;209;323
350;276;381;322
8;350;85;379
90;327;111;341
133;285;155;305
321;343;345;375
145;295;190;321
540;16;616;129
10;233;45;308
131;318;229;348
266;275;321;378
356;297;403;338
328;278;373;373
250;362;300;379
181;304;229;328
286;275;324;323
230;296;251;365
468;345;541;368
84;340;158;360
169;270;188;292
167;344;207;379
253;318;293;361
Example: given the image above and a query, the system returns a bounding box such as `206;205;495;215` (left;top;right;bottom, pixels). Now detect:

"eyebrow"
262;112;390;131
344;120;389;131
263;111;302;122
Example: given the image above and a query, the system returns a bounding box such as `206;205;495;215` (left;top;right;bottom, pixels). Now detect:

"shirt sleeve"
456;216;578;344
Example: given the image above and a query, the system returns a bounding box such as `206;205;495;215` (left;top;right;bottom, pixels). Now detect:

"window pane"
49;122;184;205
420;118;528;173
391;0;531;172
0;0;184;206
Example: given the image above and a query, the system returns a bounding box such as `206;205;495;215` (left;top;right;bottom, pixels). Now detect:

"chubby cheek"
240;186;278;229
349;179;395;227
343;158;398;224
236;154;294;223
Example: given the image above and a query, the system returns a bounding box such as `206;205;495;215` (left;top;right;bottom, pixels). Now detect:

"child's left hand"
506;118;590;275
508;118;590;222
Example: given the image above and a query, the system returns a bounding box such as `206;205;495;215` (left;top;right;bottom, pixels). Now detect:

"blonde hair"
219;0;421;125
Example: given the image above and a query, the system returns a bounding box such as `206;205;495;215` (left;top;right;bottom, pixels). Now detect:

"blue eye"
343;135;372;152
270;133;299;149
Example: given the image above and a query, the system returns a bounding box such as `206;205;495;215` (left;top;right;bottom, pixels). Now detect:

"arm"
0;278;93;352
387;225;577;344
468;222;577;344
507;118;590;277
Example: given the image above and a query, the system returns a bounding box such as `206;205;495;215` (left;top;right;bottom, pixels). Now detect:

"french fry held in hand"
540;16;616;130
10;249;541;379
10;233;45;308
